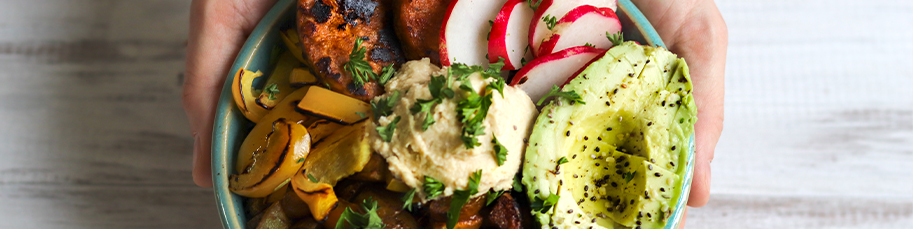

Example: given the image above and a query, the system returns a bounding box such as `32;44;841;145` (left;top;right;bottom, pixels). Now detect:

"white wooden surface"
0;0;909;228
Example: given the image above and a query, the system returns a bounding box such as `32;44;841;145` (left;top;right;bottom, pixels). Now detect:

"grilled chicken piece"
391;0;452;65
297;0;405;101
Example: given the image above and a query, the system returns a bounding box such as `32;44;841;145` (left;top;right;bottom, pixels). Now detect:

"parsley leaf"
265;83;280;100
378;64;396;86
556;156;569;165
584;42;595;48
375;116;400;142
530;194;560;213
527;0;542;10
355;112;367;118
623;171;636;183
345;37;376;86
607;31;624;47
401;189;416;211
370;91;401;121
335;197;385;229
447;170;482;229
542;15;558;30
457;93;492;148
307;173;318;183
536;85;586;106
492;137;508;166
512;176;524;192
423;176;445;199
485;190;504;206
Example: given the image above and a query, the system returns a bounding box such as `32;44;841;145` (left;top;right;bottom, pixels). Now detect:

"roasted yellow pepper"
229;119;311;198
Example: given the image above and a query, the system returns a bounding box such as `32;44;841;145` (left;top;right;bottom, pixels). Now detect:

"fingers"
183;0;277;187
669;1;727;208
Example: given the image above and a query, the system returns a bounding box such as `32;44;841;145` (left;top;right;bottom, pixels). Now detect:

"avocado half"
522;42;697;229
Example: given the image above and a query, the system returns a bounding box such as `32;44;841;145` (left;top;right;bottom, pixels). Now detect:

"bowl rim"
210;0;692;228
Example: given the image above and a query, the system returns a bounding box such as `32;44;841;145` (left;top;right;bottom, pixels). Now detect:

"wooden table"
0;0;909;228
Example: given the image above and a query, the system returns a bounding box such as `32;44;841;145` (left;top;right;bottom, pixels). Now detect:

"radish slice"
537;5;621;55
440;0;508;67
529;0;616;57
488;0;535;70
510;46;605;102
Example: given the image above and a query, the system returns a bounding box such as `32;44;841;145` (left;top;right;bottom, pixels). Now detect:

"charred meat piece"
297;0;405;101
481;193;523;229
391;0;452;64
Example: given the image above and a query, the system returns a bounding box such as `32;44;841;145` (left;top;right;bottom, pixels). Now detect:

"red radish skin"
537;5;621;55
488;0;534;70
440;0;508;67
510;46;604;102
528;0;617;57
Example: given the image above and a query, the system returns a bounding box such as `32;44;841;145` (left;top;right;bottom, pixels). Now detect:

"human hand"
629;0;728;222
183;0;279;187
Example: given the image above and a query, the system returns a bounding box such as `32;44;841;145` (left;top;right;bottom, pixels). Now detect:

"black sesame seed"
662;101;666;106
573;154;578;159
647;122;653;126
636;221;642;225
566;131;570;136
624;162;629;167
651;159;656;163
611;182;618;187
644;191;650;199
648;164;653;170
584;136;589;140
647;213;652;218
630;199;634;204
568;209;574;214
660;188;666;192
594;147;601;152
584;186;589;191
595;163;600;166
590;196;596;201
607;127;613;131
573;174;579;178
534;189;540;194
598;137;602;141
654;172;662;177
605;101;611;106
670;161;675;166
616;170;623;175
671;146;677;151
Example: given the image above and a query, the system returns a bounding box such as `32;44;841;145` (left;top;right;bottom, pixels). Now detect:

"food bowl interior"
211;0;691;228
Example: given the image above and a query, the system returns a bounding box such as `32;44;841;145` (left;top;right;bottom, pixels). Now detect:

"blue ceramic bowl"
211;0;693;228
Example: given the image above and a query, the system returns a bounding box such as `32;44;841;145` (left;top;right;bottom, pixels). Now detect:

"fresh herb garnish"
447;170;482;229
422;176;445;199
265;83;280;100
492;136;508;166
527;0;542;10
345;38;376;86
355;112;367;118
536;85;586;106
457;93;492;148
273;178;291;192
530;194;560;213
584;42;595;48
370;91;401;121
623;171;636;183
542;15;558;30
607;31;624;46
512;176;524;192
375;116;400;142
401;189;416;211
296;158;305;163
335;197;385;229
556;156;569;165
307;173;318;183
378;64;396;86
485;190;504;206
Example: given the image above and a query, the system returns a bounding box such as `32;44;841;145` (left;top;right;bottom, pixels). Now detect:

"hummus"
369;58;538;201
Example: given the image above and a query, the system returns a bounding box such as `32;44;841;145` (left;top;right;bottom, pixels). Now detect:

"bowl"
210;0;693;228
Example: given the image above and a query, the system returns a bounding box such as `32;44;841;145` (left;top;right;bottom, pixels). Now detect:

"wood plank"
686;194;913;229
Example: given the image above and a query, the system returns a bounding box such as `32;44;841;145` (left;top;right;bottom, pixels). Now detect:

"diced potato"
257;202;291;229
296;87;370;125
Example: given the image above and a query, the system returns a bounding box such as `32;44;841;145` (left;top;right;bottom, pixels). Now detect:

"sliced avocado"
522;42;697;229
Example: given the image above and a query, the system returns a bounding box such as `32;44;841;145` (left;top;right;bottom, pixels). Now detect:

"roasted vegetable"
232;68;269;122
305;119;344;143
236;87;316;172
230;119;311;197
291;169;339;221
295;86;370;125
290;67;320;88
256;52;299;109
391;0;452;64
302;121;373;186
280;28;308;64
257;202;293;229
